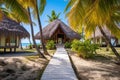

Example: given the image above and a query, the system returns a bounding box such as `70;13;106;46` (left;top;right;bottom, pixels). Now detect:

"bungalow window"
10;36;15;46
6;36;16;46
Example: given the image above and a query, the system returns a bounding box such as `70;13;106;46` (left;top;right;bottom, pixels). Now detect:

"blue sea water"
22;43;41;48
22;43;30;48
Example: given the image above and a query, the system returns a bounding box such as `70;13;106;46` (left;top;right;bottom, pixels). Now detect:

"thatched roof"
91;27;116;38
0;16;30;38
34;19;81;40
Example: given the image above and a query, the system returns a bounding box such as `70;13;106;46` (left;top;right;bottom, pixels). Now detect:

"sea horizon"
22;43;41;48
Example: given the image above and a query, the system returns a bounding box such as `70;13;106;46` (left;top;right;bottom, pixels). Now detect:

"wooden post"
14;36;17;52
4;37;7;53
4;48;6;53
10;48;12;52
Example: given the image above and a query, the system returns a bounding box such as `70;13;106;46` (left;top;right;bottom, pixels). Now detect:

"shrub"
37;44;41;49
46;40;55;50
71;39;99;58
28;44;32;49
64;42;71;48
71;39;81;51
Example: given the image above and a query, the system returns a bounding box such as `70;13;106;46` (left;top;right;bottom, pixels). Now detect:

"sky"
21;0;69;43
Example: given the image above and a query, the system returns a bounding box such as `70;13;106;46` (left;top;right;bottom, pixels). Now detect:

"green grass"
97;47;120;54
67;47;120;60
96;47;120;60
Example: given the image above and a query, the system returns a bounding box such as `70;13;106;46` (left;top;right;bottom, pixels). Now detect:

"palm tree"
18;0;49;55
28;7;45;58
18;0;48;57
35;0;49;55
65;0;120;60
47;10;61;22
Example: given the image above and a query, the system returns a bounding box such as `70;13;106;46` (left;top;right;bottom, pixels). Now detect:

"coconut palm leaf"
65;0;120;38
39;0;46;15
47;10;61;22
65;0;84;33
3;0;30;23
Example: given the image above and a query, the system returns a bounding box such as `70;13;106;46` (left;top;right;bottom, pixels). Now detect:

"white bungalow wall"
17;36;19;46
0;36;5;46
0;35;20;47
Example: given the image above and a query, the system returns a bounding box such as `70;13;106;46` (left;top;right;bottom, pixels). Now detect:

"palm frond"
4;0;30;23
65;0;120;38
66;0;84;33
64;0;76;12
39;0;46;15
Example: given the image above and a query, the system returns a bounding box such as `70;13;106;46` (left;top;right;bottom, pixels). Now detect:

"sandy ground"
69;51;120;80
0;52;51;80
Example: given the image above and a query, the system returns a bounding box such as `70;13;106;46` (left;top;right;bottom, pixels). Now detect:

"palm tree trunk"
35;0;49;55
28;7;46;58
99;26;120;60
106;43;109;51
20;40;23;50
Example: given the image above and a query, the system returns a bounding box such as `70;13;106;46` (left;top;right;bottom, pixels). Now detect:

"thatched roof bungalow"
91;27;113;38
91;27;120;46
0;16;30;52
34;19;81;44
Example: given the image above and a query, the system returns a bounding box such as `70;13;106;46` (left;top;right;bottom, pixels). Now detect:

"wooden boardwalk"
41;47;78;80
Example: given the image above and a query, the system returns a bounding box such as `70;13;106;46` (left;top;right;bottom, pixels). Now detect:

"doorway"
57;34;64;44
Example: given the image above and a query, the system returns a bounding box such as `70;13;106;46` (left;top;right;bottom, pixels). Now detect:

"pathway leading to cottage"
41;46;78;80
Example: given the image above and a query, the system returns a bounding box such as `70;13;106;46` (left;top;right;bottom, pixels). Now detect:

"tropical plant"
64;42;71;48
37;44;41;49
46;40;55;50
28;44;33;49
71;40;99;58
65;0;120;60
47;10;61;22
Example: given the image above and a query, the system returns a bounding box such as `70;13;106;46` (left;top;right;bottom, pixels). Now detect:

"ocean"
22;43;30;48
22;43;41;48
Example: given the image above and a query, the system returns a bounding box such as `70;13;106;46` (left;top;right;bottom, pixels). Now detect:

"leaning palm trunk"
106;44;109;51
35;0;49;55
99;26;120;60
28;7;46;58
19;40;23;50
